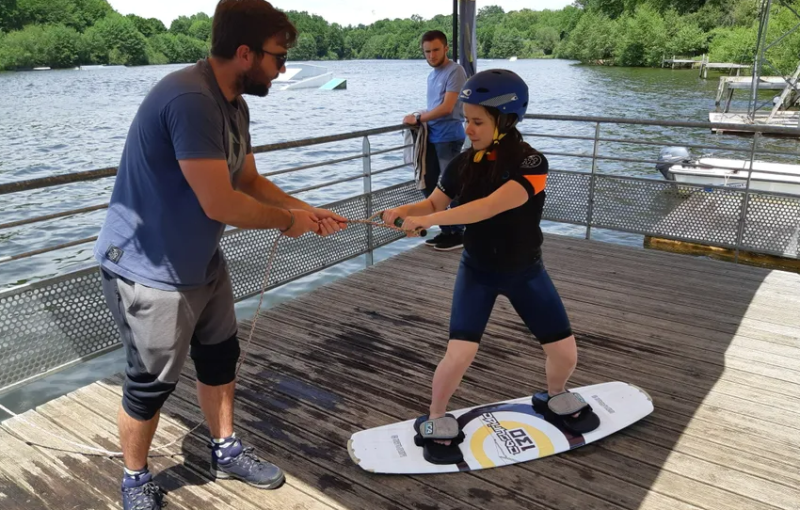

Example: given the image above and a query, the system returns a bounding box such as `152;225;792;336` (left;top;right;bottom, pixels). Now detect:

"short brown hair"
421;30;448;47
211;0;298;59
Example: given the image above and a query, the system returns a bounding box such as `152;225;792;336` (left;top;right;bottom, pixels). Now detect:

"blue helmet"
459;69;529;127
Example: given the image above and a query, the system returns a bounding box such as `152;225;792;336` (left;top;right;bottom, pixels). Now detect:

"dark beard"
429;56;445;68
238;65;270;97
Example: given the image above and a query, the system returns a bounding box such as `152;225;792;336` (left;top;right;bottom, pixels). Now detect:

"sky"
107;1;575;28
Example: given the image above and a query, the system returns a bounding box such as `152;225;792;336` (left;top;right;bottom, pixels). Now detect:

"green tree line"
0;0;798;72
0;0;211;69
560;0;800;72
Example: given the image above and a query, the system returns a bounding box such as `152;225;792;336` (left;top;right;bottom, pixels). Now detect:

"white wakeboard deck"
348;381;653;474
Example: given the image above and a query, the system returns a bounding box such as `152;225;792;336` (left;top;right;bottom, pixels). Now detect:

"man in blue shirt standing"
403;30;466;251
93;1;346;508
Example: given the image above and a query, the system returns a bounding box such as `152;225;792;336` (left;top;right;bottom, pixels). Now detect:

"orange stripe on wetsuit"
525;174;547;195
487;150;547;195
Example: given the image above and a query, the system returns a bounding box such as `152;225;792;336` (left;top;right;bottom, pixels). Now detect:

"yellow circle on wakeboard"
470;420;555;468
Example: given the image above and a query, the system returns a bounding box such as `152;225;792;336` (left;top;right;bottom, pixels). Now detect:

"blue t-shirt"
94;59;251;291
426;60;467;144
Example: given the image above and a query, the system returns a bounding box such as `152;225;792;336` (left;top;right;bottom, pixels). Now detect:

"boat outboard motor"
656;146;691;180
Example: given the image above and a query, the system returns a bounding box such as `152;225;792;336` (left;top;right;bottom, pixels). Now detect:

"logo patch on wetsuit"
105;245;124;263
521;154;542;169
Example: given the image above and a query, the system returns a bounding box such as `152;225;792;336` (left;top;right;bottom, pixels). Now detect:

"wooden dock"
709;111;800;132
661;55;751;77
1;235;799;510
661;58;699;69
711;70;800;134
715;76;790;107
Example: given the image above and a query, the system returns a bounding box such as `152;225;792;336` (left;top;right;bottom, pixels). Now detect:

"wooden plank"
374;243;800;313
83;379;345;510
596;431;800;510
357;266;800;352
37;395;230;510
251;311;800;470
392;247;800;329
345;267;800;376
507;234;794;282
392;248;800;311
276;293;800;453
360;263;800;360
628;418;800;489
710;110;800;131
38;385;293;510
0;470;49;510
483;236;799;294
255;290;800;454
305;277;800;387
186;346;702;510
231;323;787;510
541;246;800;312
96;376;474;510
0;408;117;509
179;368;652;510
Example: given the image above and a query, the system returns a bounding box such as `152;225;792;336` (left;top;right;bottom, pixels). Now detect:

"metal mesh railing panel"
0;182;419;393
0;269;118;392
591;177;744;246
740;192;800;259
542;171;591;225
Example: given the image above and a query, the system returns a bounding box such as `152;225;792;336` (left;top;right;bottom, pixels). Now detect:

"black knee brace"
191;332;241;386
122;372;177;421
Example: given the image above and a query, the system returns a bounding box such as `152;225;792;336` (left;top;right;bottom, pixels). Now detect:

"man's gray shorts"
100;267;240;421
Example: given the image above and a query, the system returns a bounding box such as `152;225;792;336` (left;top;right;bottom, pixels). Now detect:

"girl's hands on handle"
400;216;431;237
380;207;403;227
380;210;428;237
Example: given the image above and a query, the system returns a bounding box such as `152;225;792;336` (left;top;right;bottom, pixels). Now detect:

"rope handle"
348;211;427;237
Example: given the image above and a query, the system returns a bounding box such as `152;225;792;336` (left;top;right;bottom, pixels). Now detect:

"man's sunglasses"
254;47;288;69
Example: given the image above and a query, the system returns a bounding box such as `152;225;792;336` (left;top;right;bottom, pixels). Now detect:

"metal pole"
734;132;761;263
585;122;601;240
363;136;374;267
749;0;772;122
453;0;458;63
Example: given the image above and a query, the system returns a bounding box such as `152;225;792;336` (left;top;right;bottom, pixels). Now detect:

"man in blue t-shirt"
93;2;346;509
403;30;467;251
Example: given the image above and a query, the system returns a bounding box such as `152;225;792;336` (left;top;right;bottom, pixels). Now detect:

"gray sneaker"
210;439;285;489
121;470;166;510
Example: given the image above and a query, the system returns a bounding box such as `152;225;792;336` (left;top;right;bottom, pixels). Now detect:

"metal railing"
2;114;800;394
519;113;800;263
0;125;416;394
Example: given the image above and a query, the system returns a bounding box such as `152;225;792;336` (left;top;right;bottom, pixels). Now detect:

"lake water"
1;58;798;412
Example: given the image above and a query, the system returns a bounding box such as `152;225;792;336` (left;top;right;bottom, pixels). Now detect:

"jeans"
423;139;465;236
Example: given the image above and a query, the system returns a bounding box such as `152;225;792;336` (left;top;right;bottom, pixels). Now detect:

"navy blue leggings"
449;252;573;344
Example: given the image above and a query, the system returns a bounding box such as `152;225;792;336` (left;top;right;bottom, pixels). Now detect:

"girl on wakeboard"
381;69;600;464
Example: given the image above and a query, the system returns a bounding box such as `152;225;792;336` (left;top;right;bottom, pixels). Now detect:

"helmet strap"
473;127;506;163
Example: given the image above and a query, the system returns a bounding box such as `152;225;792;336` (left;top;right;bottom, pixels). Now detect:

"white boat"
656;147;800;195
272;63;334;90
